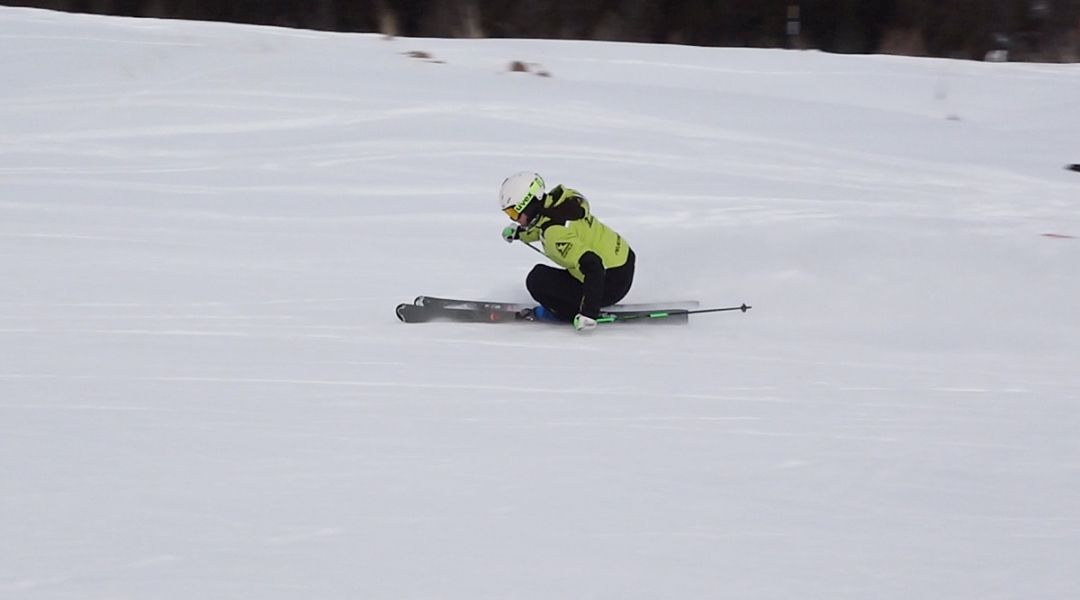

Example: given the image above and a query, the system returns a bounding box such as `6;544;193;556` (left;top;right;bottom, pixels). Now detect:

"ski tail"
397;303;527;324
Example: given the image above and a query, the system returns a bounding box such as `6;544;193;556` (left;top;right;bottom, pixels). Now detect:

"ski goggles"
504;179;544;220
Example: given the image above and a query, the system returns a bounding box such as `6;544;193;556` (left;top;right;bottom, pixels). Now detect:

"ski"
413;296;529;312
396;302;689;324
413;295;700;312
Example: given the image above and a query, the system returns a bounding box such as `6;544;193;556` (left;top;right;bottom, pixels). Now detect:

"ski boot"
517;305;560;322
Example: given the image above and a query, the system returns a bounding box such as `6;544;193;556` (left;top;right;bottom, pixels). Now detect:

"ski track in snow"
2;7;1080;600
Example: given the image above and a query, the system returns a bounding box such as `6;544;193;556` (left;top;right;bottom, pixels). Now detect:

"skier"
498;172;635;331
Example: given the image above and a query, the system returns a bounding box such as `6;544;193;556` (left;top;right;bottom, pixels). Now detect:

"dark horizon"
4;0;1080;61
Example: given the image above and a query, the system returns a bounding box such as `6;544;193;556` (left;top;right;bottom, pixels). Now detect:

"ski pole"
518;240;552;260
522;241;545;256
597;304;752;324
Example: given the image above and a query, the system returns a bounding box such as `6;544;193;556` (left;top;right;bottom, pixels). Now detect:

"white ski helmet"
498;172;545;220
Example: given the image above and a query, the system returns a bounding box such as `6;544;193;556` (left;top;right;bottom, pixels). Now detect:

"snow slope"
2;7;1079;599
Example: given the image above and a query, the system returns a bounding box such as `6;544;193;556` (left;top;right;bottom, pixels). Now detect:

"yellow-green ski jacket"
519;185;631;315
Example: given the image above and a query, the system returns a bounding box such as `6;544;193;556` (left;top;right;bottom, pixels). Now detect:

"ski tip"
395;303;410;322
1067;163;1080;173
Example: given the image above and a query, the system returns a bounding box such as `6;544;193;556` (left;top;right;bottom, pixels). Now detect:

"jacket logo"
555;241;572;258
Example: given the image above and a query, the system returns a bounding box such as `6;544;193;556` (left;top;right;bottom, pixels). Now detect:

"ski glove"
502;224;522;243
572;313;598;332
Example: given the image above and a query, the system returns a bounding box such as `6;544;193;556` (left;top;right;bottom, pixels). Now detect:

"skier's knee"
526;264;548;294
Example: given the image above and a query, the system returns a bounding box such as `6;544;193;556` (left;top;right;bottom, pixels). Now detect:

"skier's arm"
577;251;606;319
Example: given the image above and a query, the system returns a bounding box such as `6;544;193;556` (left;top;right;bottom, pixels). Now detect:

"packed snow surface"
2;7;1079;599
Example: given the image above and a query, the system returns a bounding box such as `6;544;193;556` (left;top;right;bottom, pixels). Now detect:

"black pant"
526;250;635;321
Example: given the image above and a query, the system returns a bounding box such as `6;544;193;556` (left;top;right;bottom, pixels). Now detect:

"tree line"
8;0;1080;61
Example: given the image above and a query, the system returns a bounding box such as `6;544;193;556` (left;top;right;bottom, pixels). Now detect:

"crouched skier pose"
498;171;635;332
